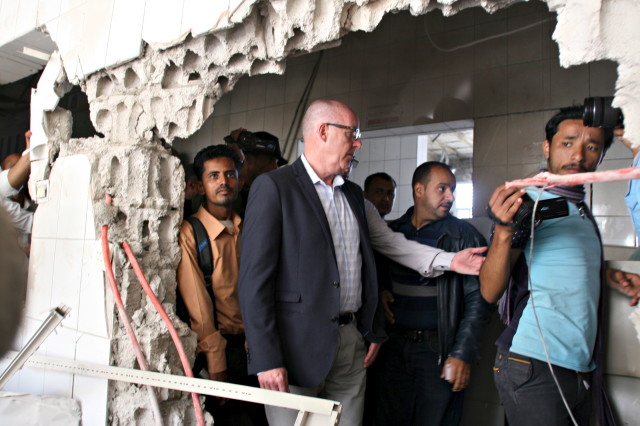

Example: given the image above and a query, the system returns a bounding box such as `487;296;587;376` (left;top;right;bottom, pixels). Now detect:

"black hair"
193;144;243;181
364;172;397;191
411;161;454;188
545;105;614;151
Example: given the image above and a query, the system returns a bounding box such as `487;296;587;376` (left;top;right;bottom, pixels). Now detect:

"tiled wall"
175;1;635;248
349;133;419;220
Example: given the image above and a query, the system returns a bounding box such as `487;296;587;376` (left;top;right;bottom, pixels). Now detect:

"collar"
301;154;344;189
538;168;586;202
195;205;241;239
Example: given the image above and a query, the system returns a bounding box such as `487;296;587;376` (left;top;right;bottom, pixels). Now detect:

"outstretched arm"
480;185;525;303
7;131;31;192
366;200;486;276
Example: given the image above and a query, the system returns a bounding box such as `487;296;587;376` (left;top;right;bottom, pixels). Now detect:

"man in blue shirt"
376;162;491;426
480;106;640;426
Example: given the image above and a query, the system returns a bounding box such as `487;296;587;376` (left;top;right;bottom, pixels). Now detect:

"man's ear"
542;139;550;160
319;123;329;142
197;181;205;195
413;182;424;199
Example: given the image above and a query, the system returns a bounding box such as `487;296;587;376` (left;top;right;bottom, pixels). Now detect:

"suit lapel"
291;159;337;259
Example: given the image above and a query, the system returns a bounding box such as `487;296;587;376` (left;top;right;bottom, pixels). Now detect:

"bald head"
1;153;20;171
301;99;354;139
300;99;361;184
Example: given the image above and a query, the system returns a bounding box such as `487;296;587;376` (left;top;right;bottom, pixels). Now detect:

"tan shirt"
177;206;243;373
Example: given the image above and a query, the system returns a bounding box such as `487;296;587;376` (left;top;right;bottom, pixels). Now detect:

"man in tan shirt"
177;144;265;424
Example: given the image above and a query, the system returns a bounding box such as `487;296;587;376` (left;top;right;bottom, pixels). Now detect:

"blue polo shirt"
509;189;601;372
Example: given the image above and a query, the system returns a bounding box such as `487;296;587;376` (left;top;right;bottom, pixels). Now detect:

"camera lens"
583;96;623;128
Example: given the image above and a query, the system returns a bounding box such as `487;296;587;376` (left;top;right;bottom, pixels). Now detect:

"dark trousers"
201;335;268;426
493;348;592;426
375;330;463;426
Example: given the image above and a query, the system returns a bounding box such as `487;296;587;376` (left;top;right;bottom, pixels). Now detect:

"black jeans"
375;330;463;426
493;348;592;426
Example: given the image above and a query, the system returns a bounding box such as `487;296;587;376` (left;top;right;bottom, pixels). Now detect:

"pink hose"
101;225;163;425
121;241;205;426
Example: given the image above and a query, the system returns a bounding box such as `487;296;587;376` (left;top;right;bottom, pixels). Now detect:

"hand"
209;370;228;405
606;268;640;306
380;290;395;324
450;247;488;276
441;357;470;392
24;130;32;149
363;342;381;368
487;185;526;229
229;127;247;142
258;367;289;392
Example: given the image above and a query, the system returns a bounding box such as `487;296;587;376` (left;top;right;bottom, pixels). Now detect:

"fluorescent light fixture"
22;46;51;62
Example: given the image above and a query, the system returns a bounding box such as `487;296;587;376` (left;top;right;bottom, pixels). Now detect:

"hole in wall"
204;34;222;53
110;156;121;188
96;109;112;132
96;76;113;97
124;68;141;89
216;75;229;91
161;61;181;89
183;50;202;70
188;72;201;81
227;53;246;70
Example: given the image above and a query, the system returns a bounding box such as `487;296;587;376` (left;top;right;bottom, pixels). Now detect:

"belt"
338;312;355;325
392;282;438;297
393;325;438;343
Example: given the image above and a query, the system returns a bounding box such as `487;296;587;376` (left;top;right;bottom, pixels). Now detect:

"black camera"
583;96;624;128
512;195;569;231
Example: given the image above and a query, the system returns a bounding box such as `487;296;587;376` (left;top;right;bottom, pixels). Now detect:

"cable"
121;240;205;426
525;187;579;426
101;225;164;426
424;17;554;53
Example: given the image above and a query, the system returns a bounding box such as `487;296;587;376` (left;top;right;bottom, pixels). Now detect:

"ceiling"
0;29;57;118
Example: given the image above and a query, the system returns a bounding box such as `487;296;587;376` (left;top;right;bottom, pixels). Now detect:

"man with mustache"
375;161;490;426
177;144;265;424
480;106;639;426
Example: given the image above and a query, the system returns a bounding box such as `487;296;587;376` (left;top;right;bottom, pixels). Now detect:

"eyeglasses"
326;123;362;141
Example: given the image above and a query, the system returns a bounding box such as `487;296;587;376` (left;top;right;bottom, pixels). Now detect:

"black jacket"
387;208;492;364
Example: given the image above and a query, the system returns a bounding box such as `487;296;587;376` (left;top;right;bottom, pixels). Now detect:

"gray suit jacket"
238;158;386;387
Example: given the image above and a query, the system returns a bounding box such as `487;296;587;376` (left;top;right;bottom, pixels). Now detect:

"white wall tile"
383;159;400;183
56;156;91;239
15;0;39;38
592;159;635;216
400;135;417;159
368;160;385;175
142;0;185;47
596;216;636;247
369;137;386;161
105;0;145;67
385;137;401;160
399;158;416;186
25;239;57;316
182;0;229;37
37;0;62;26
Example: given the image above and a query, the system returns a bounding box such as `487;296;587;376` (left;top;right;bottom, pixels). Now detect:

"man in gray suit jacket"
239;99;485;425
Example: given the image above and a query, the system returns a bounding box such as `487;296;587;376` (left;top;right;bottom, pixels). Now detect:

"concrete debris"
552;0;640;147
0;392;82;426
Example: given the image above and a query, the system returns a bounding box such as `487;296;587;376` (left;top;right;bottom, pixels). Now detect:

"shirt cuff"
430;251;455;273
